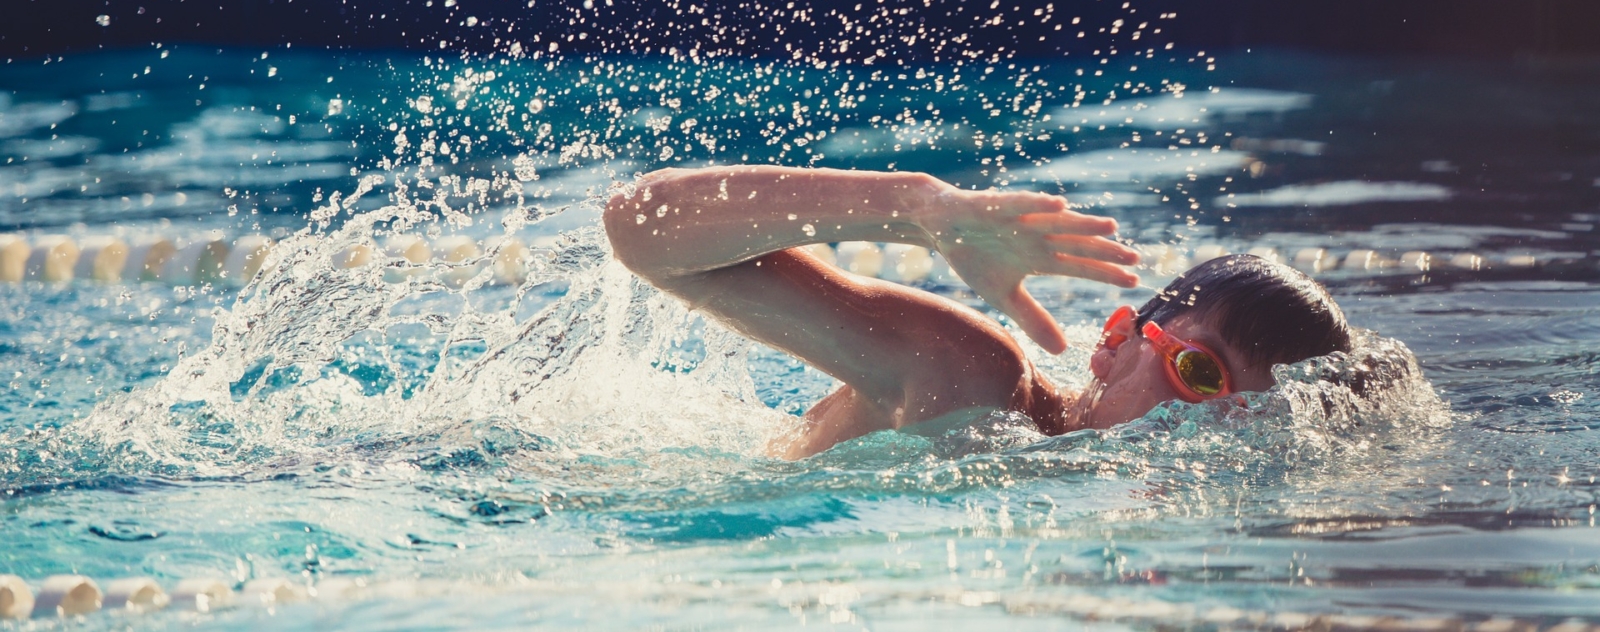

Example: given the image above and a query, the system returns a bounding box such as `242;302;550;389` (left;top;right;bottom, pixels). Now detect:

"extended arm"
603;166;1139;455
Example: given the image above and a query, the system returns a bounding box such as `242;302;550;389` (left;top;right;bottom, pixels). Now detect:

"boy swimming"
604;166;1352;458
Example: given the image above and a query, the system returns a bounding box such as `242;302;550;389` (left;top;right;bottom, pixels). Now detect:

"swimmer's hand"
919;186;1141;354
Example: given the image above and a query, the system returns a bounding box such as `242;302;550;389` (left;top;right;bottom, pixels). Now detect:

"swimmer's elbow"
602;191;654;277
603;171;694;284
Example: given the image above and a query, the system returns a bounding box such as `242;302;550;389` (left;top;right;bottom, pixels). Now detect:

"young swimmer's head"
1074;254;1353;429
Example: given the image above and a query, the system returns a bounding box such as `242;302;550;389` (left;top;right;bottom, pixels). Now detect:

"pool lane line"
3;571;1596;629
0;232;1583;288
0;573;329;619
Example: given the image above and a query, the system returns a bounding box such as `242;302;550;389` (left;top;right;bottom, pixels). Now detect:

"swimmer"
604;166;1352;458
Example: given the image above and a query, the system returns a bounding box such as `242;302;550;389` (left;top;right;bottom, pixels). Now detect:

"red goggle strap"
1140;321;1189;358
1101;305;1136;348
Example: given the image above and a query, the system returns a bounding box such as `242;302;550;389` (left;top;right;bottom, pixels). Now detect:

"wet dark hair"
1134;254;1352;369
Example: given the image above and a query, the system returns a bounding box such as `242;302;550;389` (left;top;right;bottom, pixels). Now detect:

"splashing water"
5;0;1600;624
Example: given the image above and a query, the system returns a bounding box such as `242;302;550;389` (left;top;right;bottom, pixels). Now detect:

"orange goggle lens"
1141;321;1231;402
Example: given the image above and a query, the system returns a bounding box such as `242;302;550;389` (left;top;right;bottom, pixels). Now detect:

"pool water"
2;40;1599;630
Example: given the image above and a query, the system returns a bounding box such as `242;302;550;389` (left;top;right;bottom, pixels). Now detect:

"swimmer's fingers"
1048;253;1142;288
996;284;1069;354
1017;210;1119;236
1045;234;1141;266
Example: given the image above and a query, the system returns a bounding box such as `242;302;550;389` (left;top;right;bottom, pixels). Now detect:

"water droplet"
802;224;816;237
95;14;111;27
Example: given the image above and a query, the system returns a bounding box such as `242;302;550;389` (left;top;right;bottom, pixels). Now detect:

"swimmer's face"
1078;313;1277;429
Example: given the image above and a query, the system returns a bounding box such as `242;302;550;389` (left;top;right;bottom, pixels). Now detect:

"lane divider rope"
0;232;1580;289
0;572;1594;629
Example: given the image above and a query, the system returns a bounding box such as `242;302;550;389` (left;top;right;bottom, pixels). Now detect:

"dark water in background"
0;45;1597;629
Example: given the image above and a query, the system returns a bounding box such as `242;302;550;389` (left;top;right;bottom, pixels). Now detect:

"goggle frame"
1101;305;1234;404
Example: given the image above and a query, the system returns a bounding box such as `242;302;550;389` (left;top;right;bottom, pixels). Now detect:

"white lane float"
1292;247;1338;274
431;235;483;287
0;575;32;619
382;234;432;282
800;243;837;266
1245;245;1282;264
1141;243;1191;276
24;235;80;282
157;233;230;285
1449;252;1484;271
102;577;169;614
483;236;531;286
1400;250;1431;272
74;236;131;283
1191;244;1230;263
926;251;961;285
333;242;374;269
0;235;29;283
170;578;234;613
1342;249;1382;271
385;234;432;263
880;244;934;283
31;575;101;618
123;236;179;282
311;577;369;601
239;578;307;607
833;241;883;277
221;235;273;287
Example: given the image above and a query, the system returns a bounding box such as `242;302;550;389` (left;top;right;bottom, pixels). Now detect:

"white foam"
1059;88;1313;131
1;136;101;159
1015;148;1252;184
0;100;78;138
1220;181;1450;208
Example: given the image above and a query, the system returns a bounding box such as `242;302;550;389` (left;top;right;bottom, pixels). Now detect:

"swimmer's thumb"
1003;286;1068;354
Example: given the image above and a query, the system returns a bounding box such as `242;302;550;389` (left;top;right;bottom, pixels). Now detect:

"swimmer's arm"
605;166;935;278
659;247;1041;457
605;166;1137;456
604;166;1140;352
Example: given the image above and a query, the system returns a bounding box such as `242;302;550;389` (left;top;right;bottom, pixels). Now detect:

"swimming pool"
2;38;1599;630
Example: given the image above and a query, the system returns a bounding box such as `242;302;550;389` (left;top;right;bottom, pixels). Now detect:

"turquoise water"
1;43;1599;629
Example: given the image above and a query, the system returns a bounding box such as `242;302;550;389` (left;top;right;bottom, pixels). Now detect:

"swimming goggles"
1101;306;1233;403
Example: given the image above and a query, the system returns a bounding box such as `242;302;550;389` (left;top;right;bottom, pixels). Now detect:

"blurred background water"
1;1;1599;629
